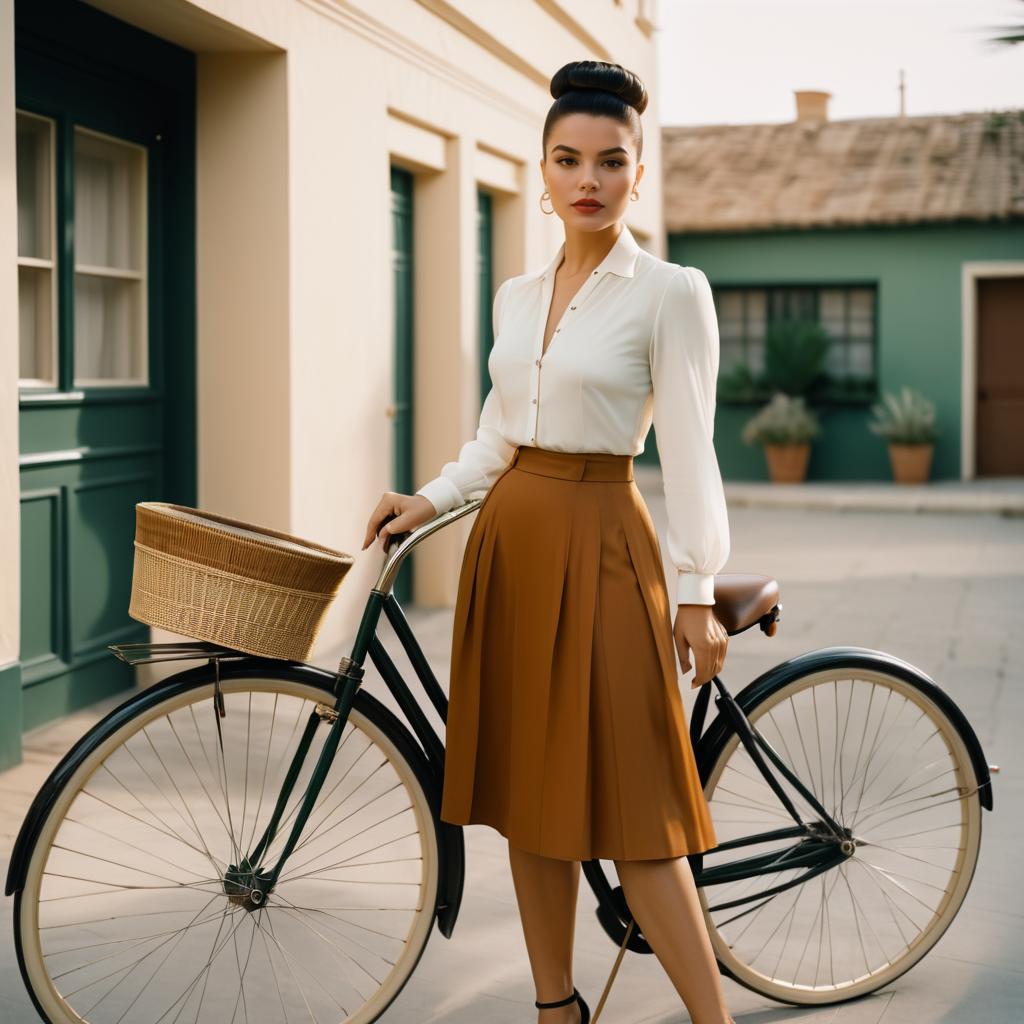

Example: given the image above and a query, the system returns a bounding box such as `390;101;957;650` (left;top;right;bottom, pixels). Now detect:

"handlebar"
373;499;482;594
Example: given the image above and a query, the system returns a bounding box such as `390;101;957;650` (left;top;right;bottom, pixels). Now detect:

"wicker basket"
128;502;355;661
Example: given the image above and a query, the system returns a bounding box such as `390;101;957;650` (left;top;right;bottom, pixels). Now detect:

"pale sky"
655;0;1024;125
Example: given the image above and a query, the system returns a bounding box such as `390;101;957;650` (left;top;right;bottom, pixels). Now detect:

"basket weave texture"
129;502;354;661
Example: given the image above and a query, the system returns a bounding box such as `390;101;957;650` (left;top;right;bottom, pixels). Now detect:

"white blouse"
415;224;730;606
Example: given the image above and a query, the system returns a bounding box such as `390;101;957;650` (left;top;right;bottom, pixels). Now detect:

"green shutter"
477;190;494;407
390;166;414;605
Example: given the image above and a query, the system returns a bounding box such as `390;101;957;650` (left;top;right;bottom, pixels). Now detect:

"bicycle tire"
697;661;983;1005
13;672;441;1024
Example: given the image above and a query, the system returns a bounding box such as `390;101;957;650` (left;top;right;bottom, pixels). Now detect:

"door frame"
960;260;1024;479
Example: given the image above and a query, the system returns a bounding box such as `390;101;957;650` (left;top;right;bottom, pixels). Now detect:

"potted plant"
741;392;822;483
717;361;767;404
867;386;938;484
717;319;829;406
762;318;830;398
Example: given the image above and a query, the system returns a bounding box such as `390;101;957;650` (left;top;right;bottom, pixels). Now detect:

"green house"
661;102;1024;481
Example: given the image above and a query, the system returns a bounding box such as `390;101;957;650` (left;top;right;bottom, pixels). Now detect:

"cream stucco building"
0;0;665;767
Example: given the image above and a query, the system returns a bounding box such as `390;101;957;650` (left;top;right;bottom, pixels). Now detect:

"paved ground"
2;472;1021;1023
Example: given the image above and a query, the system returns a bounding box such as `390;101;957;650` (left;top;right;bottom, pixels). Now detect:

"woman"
363;60;735;1024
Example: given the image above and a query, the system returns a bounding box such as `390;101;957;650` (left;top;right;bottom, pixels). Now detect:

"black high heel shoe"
534;987;590;1024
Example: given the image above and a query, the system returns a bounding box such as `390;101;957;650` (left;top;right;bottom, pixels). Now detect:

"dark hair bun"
550;60;648;116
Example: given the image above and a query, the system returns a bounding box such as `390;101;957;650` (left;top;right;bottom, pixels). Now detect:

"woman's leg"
508;838;583;1023
614;854;733;1024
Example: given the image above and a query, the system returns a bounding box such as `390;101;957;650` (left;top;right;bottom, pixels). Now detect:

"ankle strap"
535;986;578;1009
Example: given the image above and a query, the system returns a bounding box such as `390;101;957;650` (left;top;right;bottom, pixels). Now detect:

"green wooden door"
390;166;414;605
477;190;495;406
15;0;196;732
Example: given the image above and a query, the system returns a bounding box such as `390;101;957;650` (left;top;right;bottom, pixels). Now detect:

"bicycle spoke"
697;666;981;1002
19;677;439;1024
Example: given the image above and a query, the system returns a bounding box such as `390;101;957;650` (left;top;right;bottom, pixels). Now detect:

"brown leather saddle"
712;573;781;636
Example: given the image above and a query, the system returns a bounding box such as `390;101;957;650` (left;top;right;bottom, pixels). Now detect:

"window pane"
73;127;148;386
16;111;56;386
720;339;745;373
771;287;815;322
849;288;874;319
744;291;767;375
819;289;845;322
824;341;847;377
717;291;745;332
749;288;765;323
746;290;767;329
848;340;874;377
850;288;874;338
819;288;847;340
748;338;766;376
16;112;53;260
19;266;54;382
74;275;144;383
74;129;145;270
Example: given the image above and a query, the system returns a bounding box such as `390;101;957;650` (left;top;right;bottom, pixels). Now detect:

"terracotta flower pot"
888;442;933;484
763;442;811;483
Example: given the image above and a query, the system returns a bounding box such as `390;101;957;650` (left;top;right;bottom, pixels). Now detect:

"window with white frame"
714;284;877;402
73;126;148;387
15;114;149;391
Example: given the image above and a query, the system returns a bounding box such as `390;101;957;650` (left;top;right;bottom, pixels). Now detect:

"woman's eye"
557;158;624;167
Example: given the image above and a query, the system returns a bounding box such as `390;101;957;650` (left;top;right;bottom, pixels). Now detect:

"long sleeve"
415;279;517;515
649;266;731;605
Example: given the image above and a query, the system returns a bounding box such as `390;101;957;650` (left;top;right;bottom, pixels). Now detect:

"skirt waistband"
511;444;634;482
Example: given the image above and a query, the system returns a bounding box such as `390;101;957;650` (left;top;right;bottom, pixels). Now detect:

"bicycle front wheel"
699;663;983;1005
14;674;441;1024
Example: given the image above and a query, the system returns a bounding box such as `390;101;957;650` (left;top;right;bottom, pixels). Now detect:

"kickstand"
590;916;635;1022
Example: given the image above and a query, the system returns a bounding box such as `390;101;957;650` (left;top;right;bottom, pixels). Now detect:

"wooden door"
976;275;1024;476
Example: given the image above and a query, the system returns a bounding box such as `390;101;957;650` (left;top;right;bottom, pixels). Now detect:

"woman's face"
540;112;644;231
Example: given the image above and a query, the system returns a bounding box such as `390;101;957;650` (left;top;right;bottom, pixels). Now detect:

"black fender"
4;656;468;939
695;645;993;812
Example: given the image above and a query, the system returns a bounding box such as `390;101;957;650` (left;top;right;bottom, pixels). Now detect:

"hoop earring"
539;190;555;215
630;188;640;202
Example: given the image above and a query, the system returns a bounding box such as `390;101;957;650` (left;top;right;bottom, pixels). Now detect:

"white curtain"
74;133;143;383
16;114;53;382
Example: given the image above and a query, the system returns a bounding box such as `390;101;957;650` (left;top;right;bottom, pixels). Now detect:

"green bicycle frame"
237;503;846;906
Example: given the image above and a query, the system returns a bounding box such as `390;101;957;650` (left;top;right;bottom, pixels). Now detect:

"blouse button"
532;398;537;404
569;305;576;310
555;327;561;333
535;359;541;366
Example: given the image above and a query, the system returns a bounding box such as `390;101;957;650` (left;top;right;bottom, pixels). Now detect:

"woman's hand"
673;604;728;688
362;493;438;552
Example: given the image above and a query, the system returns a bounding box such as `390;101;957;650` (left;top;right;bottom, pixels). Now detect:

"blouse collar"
534;223;641;283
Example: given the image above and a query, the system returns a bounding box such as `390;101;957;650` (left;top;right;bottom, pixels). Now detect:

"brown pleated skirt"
439;444;718;862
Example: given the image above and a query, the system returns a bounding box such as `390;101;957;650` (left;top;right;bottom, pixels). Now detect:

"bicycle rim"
699;666;982;1005
16;676;440;1024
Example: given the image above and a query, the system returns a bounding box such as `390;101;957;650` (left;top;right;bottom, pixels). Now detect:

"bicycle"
6;497;997;1023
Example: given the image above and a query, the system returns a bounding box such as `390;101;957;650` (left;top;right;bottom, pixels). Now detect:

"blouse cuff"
415;477;464;517
676;571;717;606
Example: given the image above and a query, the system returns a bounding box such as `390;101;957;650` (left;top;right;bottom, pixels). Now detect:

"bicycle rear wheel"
14;674;440;1024
699;664;983;1005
